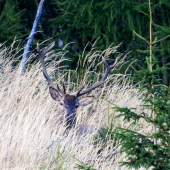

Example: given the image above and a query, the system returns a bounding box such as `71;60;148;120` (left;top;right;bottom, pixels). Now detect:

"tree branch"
17;0;46;77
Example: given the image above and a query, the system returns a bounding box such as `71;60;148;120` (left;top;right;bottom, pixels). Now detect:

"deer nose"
65;112;76;127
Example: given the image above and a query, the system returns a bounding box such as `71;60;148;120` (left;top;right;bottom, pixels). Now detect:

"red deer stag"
37;43;118;135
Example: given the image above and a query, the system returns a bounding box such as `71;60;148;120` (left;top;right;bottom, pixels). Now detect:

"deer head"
37;43;118;130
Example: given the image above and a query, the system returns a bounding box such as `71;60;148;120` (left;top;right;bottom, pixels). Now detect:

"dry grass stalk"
0;44;150;170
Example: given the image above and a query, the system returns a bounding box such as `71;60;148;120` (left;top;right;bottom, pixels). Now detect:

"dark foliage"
102;1;170;169
0;0;170;83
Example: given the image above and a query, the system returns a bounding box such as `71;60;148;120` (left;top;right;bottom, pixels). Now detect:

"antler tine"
59;81;66;95
76;85;85;97
110;55;120;69
37;43;65;95
78;56;119;97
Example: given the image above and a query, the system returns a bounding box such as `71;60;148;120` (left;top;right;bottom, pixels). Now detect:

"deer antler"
77;56;120;97
37;43;66;96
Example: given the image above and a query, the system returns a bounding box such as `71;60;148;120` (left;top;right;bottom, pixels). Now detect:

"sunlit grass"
0;43;151;169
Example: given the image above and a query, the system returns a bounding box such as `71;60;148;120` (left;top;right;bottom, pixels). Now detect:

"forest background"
0;0;170;86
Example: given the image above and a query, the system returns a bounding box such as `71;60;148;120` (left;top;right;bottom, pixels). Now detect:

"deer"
37;43;119;135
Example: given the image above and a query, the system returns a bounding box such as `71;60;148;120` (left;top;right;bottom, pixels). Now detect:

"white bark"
17;0;46;77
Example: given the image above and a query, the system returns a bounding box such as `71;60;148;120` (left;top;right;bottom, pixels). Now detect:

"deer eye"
60;101;64;106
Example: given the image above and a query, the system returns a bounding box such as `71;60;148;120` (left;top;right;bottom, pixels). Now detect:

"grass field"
0;43;151;170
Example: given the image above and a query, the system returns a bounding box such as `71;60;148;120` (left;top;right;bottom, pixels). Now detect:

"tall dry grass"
0;43;150;170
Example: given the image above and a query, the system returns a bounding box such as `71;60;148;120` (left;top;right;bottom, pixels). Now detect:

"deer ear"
78;96;94;106
49;87;61;101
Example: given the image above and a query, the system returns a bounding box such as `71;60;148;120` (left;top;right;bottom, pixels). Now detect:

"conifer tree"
0;0;23;43
106;1;170;169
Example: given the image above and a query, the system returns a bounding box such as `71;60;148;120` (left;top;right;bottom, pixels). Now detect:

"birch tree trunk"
17;0;46;77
